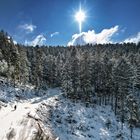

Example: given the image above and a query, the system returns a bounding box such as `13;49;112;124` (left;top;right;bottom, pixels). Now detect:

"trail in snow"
0;87;61;140
0;101;37;139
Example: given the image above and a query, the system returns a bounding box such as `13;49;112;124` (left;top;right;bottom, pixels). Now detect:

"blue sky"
0;0;140;46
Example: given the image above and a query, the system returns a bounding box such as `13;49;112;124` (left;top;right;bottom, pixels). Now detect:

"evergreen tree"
79;51;93;105
69;48;79;101
61;60;73;98
126;94;139;139
113;58;133;129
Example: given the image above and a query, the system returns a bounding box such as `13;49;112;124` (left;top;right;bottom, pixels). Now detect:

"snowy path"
0;88;61;140
0;101;38;139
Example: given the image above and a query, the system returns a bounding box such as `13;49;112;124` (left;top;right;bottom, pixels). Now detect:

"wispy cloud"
19;23;37;33
25;34;46;46
68;25;119;46
50;32;59;37
124;32;140;44
121;27;127;33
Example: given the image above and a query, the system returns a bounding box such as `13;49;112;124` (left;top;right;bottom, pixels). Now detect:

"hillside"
0;31;140;139
0;77;140;140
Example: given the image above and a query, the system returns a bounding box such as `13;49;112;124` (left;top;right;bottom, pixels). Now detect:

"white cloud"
19;23;37;33
25;35;46;46
50;32;59;37
68;25;119;46
124;32;140;44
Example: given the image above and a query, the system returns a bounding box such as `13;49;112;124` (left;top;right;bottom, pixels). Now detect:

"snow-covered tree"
113;58;133;129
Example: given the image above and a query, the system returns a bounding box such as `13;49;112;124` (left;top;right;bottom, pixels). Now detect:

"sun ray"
75;5;86;33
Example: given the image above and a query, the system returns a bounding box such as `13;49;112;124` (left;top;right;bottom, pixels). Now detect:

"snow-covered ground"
0;77;140;140
37;95;140;140
0;78;61;140
0;101;38;140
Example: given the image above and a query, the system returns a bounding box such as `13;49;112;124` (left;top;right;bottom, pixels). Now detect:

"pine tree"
135;60;140;90
44;54;56;87
101;56;113;105
79;51;93;105
113;58;133;129
126;94;139;139
70;48;79;101
61;60;73;98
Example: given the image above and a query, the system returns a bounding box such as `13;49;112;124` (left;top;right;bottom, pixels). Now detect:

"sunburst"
75;6;86;33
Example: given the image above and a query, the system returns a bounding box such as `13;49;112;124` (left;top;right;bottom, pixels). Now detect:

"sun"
75;6;86;33
75;9;86;23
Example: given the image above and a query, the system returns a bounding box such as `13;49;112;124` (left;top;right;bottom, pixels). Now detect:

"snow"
0;77;140;140
0;102;37;140
38;95;140;140
0;77;61;140
0;84;37;140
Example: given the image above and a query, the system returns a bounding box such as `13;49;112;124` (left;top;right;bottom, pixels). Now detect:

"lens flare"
75;9;86;23
75;6;86;33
